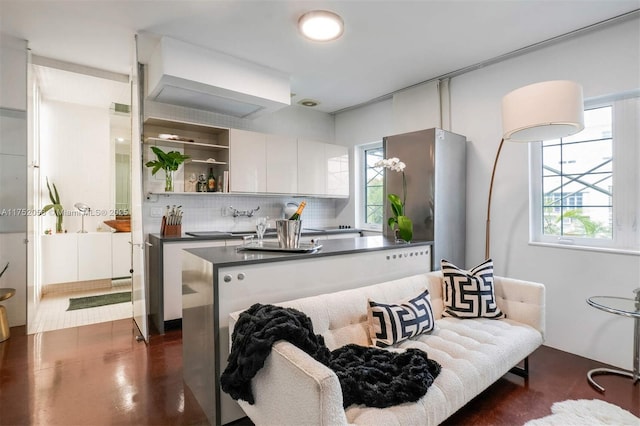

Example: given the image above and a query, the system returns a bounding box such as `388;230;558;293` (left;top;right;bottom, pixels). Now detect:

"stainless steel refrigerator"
383;128;467;270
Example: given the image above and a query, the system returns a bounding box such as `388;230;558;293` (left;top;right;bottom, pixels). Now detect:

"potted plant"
41;177;64;233
145;147;190;192
375;157;413;243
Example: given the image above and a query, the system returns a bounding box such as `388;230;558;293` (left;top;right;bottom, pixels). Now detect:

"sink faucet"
229;206;260;218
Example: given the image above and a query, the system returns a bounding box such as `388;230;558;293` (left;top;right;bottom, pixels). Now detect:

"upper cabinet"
326;143;349;197
298;139;349;197
266;134;297;194
297;139;326;196
228;129;266;193
142;117;348;197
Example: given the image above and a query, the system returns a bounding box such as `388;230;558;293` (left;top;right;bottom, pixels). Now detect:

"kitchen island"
181;236;432;425
148;227;361;332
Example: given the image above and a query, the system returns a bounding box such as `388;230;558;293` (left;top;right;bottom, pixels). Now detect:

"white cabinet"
112;232;131;278
297;139;327;195
266;134;297;194
41;233;116;285
78;233;112;281
163;240;227;321
298;139;349;197
229;129;266;193
41;234;78;285
325;144;349;197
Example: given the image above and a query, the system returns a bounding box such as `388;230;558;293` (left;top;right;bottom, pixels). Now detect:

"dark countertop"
150;227;362;242
184;235;432;268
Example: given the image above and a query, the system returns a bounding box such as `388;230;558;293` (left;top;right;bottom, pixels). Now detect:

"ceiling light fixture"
298;10;344;42
298;99;319;107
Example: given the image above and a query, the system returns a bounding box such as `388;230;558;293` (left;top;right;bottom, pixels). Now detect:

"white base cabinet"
77;233;112;281
41;234;78;285
162;240;226;322
41;232;132;286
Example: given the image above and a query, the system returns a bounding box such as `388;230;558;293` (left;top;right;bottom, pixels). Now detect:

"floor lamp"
485;80;585;259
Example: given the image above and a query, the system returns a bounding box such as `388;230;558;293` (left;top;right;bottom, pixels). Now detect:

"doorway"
28;60;133;333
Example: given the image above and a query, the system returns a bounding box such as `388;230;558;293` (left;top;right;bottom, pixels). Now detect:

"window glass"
541;106;613;240
364;146;384;226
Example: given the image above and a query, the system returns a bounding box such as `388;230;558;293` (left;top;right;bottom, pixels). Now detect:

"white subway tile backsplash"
143;194;337;235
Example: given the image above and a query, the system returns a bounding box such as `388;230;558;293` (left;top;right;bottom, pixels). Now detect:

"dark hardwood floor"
1;319;638;425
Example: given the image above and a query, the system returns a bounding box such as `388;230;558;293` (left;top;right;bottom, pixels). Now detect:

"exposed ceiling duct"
146;37;291;119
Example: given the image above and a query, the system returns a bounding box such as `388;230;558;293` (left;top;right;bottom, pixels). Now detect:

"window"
531;95;639;253
361;144;384;230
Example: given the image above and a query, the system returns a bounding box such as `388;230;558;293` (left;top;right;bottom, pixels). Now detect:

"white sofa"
228;271;545;425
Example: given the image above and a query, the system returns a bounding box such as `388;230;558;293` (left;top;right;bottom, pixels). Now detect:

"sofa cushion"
441;258;505;319
368;288;436;347
345;316;543;425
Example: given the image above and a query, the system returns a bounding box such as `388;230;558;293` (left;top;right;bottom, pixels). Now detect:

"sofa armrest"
237;340;349;426
494;276;546;338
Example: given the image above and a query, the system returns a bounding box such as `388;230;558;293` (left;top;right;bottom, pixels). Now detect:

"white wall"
335;17;640;370
450;17;639;370
334;81;443;226
40;100;113;233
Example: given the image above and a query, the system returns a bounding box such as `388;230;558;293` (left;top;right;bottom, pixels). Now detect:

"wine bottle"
207;168;216;192
289;201;306;220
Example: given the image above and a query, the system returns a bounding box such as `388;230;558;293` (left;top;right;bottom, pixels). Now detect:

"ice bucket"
276;219;302;249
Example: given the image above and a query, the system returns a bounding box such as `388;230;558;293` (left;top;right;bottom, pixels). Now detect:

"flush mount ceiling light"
298;10;344;42
298;98;320;107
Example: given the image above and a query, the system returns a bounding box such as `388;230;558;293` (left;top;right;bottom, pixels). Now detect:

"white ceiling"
3;1;638;113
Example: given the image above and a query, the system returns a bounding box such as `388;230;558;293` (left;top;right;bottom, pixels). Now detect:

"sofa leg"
510;357;529;378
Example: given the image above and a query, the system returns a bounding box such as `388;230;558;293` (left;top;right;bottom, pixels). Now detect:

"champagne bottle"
289;201;306;220
207;168;216;192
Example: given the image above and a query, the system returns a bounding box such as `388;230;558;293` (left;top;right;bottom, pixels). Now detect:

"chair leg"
510;357;529;378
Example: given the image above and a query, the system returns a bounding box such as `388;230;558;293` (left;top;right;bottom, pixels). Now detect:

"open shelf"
144;137;229;151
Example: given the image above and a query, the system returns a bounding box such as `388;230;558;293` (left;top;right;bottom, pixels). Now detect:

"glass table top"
587;296;640;318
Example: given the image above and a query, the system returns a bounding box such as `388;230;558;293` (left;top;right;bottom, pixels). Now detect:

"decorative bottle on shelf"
207;168;216;192
289;201;306;220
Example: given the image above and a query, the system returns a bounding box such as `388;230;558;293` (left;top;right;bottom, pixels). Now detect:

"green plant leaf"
52;181;60;204
146;147;189;173
388;216;397;229
388;193;403;217
397;215;413;242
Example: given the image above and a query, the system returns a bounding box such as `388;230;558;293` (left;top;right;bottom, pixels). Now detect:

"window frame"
529;95;639;254
358;141;384;232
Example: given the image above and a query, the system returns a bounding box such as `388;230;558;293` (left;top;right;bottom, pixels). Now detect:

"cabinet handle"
223;274;232;283
237;273;246;280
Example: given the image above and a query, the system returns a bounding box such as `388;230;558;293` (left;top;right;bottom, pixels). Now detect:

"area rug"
525;399;639;425
67;292;132;311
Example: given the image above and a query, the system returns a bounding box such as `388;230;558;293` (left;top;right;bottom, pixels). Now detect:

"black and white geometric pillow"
368;289;436;347
441;258;505;319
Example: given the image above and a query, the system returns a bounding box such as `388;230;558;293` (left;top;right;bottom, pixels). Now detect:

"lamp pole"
485;138;505;260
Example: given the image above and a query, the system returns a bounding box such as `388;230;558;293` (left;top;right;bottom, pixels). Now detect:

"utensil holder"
161;216;182;237
276;219;302;249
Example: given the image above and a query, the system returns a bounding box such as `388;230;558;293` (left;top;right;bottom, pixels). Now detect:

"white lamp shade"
502;80;585;142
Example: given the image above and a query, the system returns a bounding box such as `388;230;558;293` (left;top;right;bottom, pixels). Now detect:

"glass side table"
586;294;640;392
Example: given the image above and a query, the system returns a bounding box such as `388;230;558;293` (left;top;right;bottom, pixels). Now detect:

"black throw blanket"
221;303;441;408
